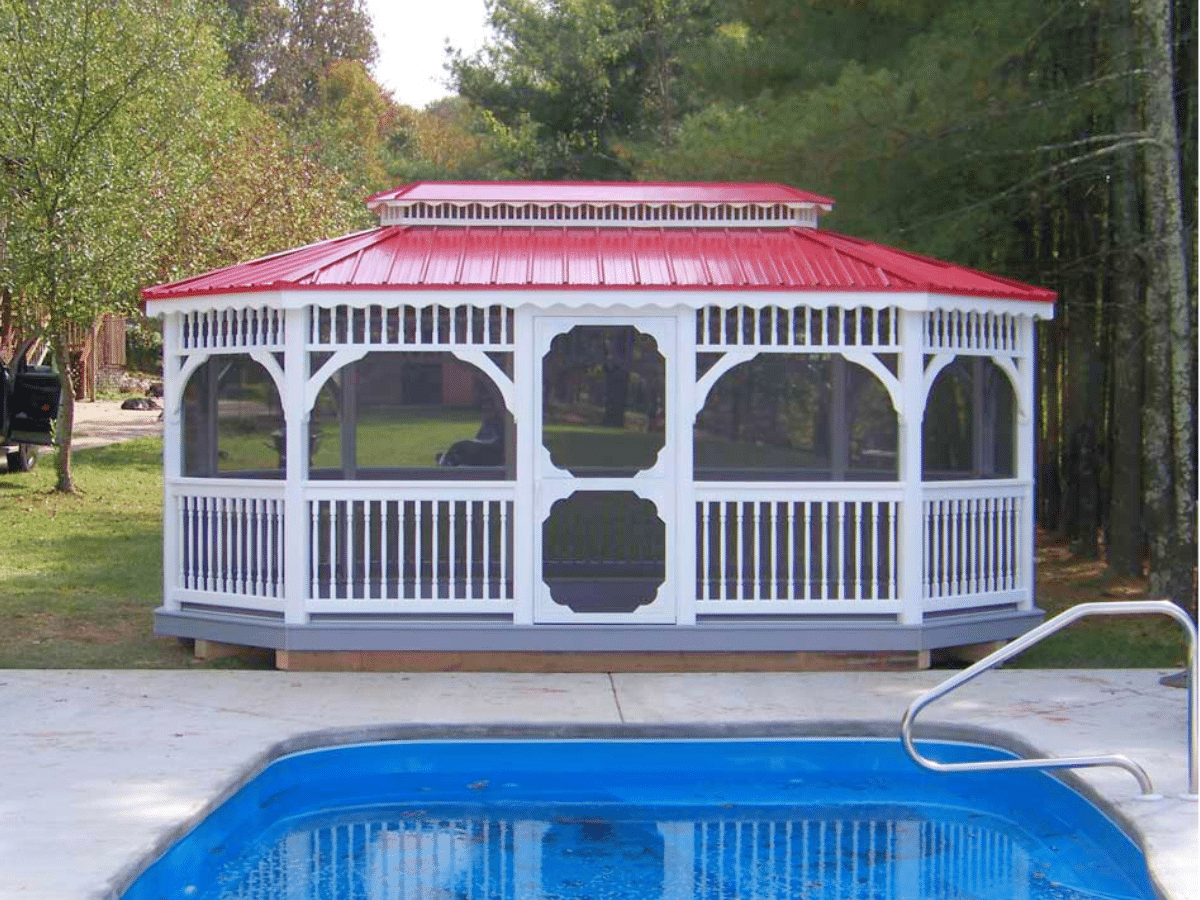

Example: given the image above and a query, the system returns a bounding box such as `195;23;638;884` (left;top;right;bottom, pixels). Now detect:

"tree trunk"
1105;0;1145;577
1138;0;1196;611
1060;189;1101;556
1107;164;1144;574
52;330;77;493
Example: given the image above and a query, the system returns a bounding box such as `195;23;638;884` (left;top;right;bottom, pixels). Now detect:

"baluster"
734;502;746;599
248;498;260;597
852;501;863;599
698;502;710;600
215;497;227;594
766;502;777;600
458;501;469;599
953;499;965;595
328;499;341;600
717;502;728;600
1003;496;1013;590
310;501;321;599
380;499;390;600
269;500;281;597
868;501;880;600
179;495;190;591
499;502;510;599
364;500;375;599
347;501;359;600
231;497;243;595
981;497;991;593
938;500;950;597
480;501;492;600
922;499;932;599
201;496;212;593
751;501;763;600
783;501;795;600
413;500;424;598
834;501;846;600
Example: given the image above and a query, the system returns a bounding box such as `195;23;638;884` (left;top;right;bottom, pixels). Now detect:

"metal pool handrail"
901;600;1198;799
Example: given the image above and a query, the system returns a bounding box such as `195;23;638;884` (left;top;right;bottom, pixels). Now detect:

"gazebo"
142;182;1055;669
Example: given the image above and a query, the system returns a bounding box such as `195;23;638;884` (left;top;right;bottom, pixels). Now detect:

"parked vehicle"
1;339;62;473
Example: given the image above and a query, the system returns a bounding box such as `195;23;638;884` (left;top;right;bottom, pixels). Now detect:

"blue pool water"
120;738;1159;900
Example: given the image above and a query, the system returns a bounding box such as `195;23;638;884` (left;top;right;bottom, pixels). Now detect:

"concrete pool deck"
0;668;1195;899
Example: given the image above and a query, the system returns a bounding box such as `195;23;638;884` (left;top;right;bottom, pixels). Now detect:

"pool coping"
101;720;1173;900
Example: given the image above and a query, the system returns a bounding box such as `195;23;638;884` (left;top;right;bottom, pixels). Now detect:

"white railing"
922;482;1027;607
924;309;1020;355
309;304;514;349
698;305;898;350
178;307;285;351
694;485;902;612
170;481;286;613
164;477;1031;623
307;483;516;613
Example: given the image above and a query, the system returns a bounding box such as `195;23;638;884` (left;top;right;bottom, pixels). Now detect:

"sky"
365;0;492;109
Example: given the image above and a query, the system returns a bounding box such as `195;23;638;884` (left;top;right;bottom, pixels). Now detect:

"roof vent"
367;183;834;229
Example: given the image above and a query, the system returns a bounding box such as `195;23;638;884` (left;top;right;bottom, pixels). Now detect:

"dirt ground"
67;398;163;450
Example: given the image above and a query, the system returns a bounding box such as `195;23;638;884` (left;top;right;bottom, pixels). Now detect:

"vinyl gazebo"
143;182;1055;669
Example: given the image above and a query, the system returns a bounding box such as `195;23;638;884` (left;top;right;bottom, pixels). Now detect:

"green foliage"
449;0;723;178
0;0;236;328
151;103;368;282
125;319;163;375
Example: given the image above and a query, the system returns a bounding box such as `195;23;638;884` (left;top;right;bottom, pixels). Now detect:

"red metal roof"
143;225;1056;304
366;181;834;208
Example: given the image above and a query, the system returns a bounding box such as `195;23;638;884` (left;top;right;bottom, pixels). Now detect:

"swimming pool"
119;736;1159;900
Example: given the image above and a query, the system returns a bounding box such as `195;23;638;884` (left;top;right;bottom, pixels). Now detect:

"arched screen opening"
694;354;898;481
182;355;284;478
923;357;1016;480
541;325;665;477
309;351;514;480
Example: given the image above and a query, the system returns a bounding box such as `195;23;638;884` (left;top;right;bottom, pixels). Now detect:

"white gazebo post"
161;315;183;617
283;305;310;626
897;306;927;627
1015;314;1037;611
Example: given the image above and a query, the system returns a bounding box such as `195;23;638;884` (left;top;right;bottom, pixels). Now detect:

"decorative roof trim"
365;182;835;229
145;288;1054;321
371;199;825;229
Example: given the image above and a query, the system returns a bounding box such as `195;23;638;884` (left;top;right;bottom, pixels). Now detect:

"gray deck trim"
156;607;1044;653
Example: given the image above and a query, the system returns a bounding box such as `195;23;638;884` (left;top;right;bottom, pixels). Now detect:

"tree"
1136;0;1195;609
219;0;376;117
449;0;719;179
152;105;369;283
636;0;1196;605
216;0;389;197
0;0;235;492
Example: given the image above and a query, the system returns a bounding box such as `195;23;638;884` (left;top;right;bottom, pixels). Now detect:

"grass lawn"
0;439;261;668
0;437;1190;669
